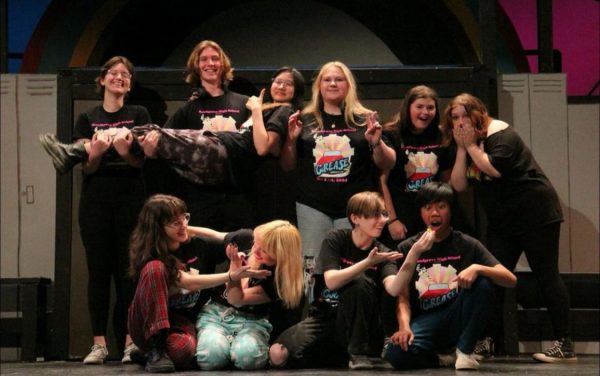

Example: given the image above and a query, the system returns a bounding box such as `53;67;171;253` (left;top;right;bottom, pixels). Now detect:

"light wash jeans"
295;202;351;258
195;302;272;370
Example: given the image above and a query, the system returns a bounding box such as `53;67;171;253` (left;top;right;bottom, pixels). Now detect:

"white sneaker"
455;348;479;370
122;343;139;364
437;351;457;367
83;343;108;365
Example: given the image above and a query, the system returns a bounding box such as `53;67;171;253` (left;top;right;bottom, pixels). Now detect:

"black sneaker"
39;133;87;174
473;337;494;360
348;354;373;370
128;347;146;366
145;347;175;373
532;338;578;363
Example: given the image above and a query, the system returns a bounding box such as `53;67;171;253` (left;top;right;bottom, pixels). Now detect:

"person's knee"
231;343;268;370
269;343;289;367
195;338;229;370
166;332;196;369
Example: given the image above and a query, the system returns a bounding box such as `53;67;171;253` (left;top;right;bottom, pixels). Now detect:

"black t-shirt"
294;113;386;218
468;125;563;235
164;90;249;131
385;129;452;235
313;229;397;309
207;229;279;318
73;104;151;176
219;104;293;187
167;236;228;315
397;230;498;316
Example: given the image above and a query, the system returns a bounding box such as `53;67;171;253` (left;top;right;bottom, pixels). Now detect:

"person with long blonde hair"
269;191;407;370
280;61;395;298
189;220;304;370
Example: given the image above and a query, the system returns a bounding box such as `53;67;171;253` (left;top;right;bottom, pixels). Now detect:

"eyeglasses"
166;213;190;229
107;70;132;79
376;210;390;219
273;79;294;87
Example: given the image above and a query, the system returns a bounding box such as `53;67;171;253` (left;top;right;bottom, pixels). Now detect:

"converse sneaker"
348;354;374;370
473;337;494;360
532;339;578;363
83;343;108;365
455;348;479;370
437;351;457;367
122;343;139;364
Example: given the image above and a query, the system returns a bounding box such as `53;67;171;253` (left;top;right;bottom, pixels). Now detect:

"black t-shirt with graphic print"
73;104;151;175
397;230;498;316
312;228;397;310
294;113;387;218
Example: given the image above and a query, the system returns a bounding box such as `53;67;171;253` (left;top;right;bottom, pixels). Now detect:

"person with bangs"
280;61;396;297
187;220;304;370
127;194;269;373
269;191;410;370
38;56;151;364
447;93;576;363
382;182;516;371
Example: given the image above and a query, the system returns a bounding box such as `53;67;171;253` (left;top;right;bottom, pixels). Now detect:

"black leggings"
487;222;571;340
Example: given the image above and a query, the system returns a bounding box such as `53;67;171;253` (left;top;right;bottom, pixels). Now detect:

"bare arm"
379;172;408;240
384;230;435;297
187;226;228;241
248;89;283;157
365;112;396;171
82;133;111;174
450;146;469;192
279;111;301;171
462;124;501;178
325;247;403;291
453;263;517;289
113;129;144;168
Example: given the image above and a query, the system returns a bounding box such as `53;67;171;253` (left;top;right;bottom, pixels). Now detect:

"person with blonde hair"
280;61;395;297
189;220;304;370
269;191;408;370
447;93;575;363
126;194;269;372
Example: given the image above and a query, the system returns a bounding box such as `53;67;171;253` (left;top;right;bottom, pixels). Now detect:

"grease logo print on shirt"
415;263;459;311
201;114;238;132
312;134;354;181
405;151;438;191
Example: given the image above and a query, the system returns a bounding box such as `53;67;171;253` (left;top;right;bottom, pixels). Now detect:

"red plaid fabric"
128;260;197;369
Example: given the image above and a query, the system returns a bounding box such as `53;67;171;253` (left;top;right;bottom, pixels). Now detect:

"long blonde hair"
250;220;303;309
302;61;371;130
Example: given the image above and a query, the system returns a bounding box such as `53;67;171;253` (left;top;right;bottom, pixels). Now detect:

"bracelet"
369;139;382;151
387;217;399;225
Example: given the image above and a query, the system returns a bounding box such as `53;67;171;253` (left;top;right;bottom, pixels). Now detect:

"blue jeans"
295;202;351;258
195;302;272;370
384;277;494;369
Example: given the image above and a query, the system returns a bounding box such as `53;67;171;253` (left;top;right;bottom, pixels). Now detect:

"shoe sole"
39;134;68;174
532;354;578;363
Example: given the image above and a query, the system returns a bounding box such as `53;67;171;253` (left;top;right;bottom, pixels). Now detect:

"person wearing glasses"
40;63;305;229
127;194;270;372
269;191;405;370
42;56;152;365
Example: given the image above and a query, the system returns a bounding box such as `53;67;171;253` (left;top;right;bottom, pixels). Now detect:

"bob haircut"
416;182;455;209
95;56;135;96
346;191;385;227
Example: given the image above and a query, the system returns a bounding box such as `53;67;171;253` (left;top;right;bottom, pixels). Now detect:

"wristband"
387;217;399;225
369;139;382;151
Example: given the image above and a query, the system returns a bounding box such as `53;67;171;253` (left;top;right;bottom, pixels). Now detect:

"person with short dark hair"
382;182;516;370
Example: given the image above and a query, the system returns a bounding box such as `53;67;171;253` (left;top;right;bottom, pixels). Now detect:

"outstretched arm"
324;247;403;291
379;171;408;240
187;226;228;241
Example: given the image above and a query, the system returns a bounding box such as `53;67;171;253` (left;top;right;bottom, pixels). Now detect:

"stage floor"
1;355;599;375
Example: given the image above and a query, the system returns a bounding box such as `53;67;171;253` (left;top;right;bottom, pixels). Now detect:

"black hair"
416;182;455;208
268;66;305;109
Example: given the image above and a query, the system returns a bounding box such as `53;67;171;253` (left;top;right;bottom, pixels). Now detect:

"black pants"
486;222;572;340
79;175;144;350
273;277;383;368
